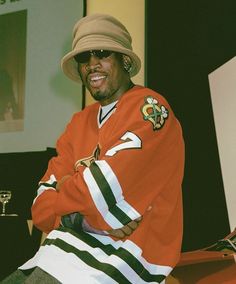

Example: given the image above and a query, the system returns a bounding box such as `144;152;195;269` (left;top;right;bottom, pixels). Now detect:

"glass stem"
2;202;6;214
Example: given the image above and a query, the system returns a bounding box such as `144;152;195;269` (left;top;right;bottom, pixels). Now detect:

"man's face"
77;51;130;106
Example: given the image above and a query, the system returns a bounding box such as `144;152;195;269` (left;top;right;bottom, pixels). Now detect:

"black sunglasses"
74;50;113;64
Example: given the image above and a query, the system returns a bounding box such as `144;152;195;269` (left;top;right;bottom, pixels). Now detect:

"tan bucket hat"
61;13;141;83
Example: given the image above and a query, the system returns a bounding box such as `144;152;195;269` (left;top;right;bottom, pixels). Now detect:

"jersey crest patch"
141;96;168;130
74;145;100;171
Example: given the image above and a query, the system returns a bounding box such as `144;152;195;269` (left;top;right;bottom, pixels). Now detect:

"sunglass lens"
74;50;113;64
95;50;112;59
74;52;91;64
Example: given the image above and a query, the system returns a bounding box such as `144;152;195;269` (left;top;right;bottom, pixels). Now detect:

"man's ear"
122;55;132;73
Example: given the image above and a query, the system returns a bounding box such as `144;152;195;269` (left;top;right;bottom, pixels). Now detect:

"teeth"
90;76;106;81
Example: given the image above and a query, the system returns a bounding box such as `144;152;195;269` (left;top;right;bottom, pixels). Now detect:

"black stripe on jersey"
39;181;57;189
89;162;132;225
43;227;166;283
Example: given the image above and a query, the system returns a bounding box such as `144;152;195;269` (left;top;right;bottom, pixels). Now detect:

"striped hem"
41;227;168;283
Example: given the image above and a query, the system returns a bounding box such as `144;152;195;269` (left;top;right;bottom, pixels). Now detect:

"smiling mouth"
89;75;106;88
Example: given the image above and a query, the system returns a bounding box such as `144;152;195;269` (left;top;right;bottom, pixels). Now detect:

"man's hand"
107;216;142;238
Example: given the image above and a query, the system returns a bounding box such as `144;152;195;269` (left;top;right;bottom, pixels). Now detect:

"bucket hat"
61;13;141;83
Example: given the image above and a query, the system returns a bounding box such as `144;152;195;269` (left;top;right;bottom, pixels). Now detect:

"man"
3;14;185;283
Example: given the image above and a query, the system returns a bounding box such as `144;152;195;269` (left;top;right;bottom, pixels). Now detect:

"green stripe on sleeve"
90;163;132;225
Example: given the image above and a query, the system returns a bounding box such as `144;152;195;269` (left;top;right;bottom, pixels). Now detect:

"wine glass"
0;190;12;216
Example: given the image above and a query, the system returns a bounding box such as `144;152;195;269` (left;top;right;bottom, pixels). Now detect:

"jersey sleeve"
31;114;80;233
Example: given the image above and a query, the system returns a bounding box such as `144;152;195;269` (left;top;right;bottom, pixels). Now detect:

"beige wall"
209;56;236;231
86;0;145;105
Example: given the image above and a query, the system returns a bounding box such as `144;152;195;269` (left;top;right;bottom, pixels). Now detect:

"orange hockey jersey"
20;86;185;284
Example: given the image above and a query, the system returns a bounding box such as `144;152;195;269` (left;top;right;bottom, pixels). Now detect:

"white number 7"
105;131;142;157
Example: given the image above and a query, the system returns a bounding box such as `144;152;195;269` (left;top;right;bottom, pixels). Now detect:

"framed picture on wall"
0;10;27;133
0;0;84;152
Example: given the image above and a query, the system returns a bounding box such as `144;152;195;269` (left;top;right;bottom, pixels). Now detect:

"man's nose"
87;54;100;67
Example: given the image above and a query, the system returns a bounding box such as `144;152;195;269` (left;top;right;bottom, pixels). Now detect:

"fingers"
125;220;138;230
109;224;135;239
108;216;142;238
121;225;133;236
108;229;126;238
126;217;142;230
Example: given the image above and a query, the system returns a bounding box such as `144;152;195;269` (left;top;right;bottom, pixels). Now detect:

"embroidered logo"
141;96;168;130
74;145;100;171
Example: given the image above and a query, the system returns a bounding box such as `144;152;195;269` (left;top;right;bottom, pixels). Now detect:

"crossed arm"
56;175;142;238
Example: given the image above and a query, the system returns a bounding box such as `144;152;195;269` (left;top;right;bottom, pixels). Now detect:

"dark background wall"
0;148;57;280
146;0;236;251
0;148;57;219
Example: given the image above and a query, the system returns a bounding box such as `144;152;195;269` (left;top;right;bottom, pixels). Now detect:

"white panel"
209;56;236;231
